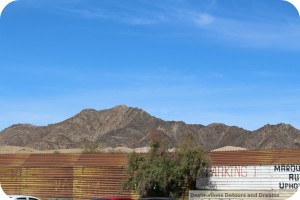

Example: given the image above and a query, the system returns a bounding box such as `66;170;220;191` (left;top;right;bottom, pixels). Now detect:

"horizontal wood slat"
0;149;300;199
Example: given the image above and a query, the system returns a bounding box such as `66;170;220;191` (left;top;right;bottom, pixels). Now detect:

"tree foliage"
123;133;210;199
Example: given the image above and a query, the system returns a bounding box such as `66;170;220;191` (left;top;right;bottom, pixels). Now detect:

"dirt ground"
0;145;246;154
0;146;152;154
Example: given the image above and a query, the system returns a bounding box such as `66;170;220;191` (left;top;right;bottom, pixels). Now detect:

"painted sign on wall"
189;190;295;200
197;165;300;190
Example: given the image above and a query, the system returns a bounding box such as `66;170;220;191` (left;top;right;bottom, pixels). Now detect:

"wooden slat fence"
1;149;300;199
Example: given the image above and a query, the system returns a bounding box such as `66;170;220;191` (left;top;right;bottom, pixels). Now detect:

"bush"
123;133;209;199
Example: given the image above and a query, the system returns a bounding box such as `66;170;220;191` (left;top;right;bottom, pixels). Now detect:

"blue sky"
0;0;300;131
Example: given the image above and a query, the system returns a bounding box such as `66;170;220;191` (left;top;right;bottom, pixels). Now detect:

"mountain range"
0;105;299;151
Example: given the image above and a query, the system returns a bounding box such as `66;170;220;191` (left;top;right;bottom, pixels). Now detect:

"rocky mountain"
0;105;299;151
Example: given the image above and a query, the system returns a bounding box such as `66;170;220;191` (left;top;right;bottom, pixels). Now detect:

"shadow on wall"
196;167;216;190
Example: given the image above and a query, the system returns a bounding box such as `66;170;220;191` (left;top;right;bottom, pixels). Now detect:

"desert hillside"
0;105;299;151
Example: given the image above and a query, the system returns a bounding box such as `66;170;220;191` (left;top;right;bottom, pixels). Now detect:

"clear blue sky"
0;0;300;131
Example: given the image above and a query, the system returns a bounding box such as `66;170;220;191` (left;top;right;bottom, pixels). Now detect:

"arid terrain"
0;105;299;153
0;145;246;154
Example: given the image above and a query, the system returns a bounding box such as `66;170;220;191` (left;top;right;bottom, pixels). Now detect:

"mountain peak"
0;106;299;151
258;123;296;132
113;105;130;109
